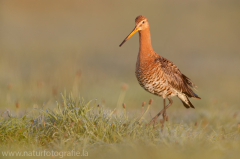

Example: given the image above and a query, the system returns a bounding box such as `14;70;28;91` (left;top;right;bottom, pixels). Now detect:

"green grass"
1;93;240;159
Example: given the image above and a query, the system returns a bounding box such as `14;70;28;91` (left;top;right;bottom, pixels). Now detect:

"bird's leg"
150;98;173;125
161;99;166;131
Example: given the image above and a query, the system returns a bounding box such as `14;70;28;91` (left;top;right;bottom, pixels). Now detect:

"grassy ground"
1;0;240;158
1;93;240;159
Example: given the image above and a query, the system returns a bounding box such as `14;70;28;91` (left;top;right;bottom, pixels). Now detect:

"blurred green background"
0;0;240;116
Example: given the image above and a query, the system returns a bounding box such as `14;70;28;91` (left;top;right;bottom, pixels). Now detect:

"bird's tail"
182;74;201;99
177;93;195;109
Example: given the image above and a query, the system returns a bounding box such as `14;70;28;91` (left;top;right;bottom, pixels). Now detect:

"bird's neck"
138;27;154;60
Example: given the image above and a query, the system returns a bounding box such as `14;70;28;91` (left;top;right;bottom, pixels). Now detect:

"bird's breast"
135;59;168;95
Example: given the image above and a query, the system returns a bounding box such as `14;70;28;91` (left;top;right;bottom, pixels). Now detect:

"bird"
119;15;200;127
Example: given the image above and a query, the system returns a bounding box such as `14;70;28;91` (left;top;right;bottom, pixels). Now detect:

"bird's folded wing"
155;56;200;99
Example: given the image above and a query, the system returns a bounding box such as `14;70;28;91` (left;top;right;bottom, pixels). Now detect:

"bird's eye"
142;21;145;24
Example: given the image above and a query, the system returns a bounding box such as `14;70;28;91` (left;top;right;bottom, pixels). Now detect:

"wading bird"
119;15;200;127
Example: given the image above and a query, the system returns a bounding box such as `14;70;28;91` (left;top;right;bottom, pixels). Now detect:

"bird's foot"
149;112;161;125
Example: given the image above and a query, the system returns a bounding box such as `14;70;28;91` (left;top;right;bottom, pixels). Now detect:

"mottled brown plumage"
119;15;200;125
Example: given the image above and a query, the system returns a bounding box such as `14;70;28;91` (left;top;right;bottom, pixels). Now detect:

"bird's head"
119;15;149;47
134;15;149;31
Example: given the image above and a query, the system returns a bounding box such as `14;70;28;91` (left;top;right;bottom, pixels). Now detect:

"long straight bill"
119;26;139;47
